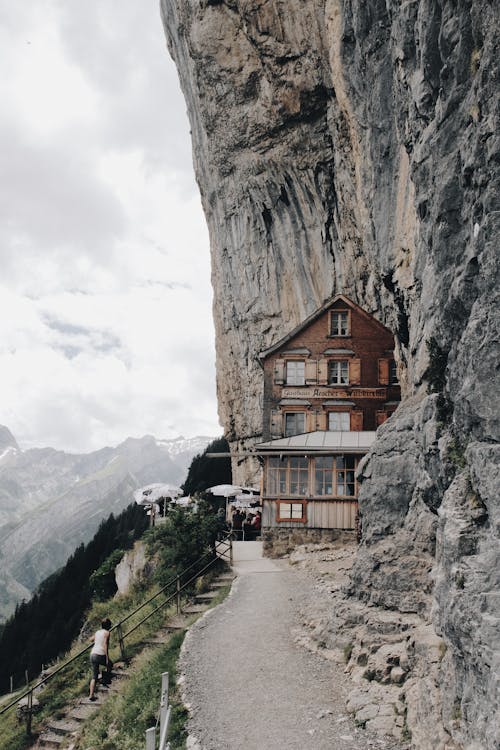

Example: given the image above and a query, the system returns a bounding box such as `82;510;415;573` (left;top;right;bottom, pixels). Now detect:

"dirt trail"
179;562;405;750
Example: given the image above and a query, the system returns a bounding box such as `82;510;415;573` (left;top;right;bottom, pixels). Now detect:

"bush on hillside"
146;502;222;588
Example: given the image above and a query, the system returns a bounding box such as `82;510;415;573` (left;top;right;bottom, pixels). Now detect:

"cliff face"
161;1;499;747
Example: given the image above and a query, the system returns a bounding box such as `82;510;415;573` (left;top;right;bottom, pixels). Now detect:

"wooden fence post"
26;690;33;736
117;623;126;662
176;576;180;614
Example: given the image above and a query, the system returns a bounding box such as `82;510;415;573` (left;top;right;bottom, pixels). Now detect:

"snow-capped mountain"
0;428;214;621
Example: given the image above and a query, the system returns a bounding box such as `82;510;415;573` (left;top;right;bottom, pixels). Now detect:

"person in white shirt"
89;617;113;701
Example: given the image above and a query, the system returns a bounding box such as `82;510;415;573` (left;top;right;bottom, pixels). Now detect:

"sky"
0;1;221;453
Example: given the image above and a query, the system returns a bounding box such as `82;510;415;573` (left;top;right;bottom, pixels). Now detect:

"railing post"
117;623;127;662
159;671;169;743
146;725;156;750
26;689;33;736
229;536;233;567
176;576;181;614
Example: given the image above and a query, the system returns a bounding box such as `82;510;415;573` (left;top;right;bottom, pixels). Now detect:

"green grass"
0;570;232;750
0;581;182;750
75;630;188;750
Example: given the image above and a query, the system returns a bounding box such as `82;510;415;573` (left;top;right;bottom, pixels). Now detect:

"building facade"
254;295;400;536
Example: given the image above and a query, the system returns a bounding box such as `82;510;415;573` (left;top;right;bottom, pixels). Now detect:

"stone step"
37;731;64;749
182;604;208;614
142;638;167;647
45;717;80;735
194;591;218;601
68;704;97;721
163;616;189;629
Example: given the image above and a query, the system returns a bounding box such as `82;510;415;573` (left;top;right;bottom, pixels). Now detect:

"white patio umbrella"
234;492;259;502
134;483;183;526
206;484;243;498
206;484;244;522
133;483;182;505
171;495;193;507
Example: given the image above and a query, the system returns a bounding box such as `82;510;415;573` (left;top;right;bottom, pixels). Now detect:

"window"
330;310;350;336
284;412;305;437
389;360;398;385
286;360;305;385
289;457;309;495
277;501;307;523
266;456;308;496
328;412;350;431
328;360;349;385
314;456;358;497
335;455;357;496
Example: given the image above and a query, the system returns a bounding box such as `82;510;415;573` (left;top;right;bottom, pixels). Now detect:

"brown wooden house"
254;294;400;533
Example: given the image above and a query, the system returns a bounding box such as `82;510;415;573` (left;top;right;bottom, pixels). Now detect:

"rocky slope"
162;2;499;748
0;429;212;621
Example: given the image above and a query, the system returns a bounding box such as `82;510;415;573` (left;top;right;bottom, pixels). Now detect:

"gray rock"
162;2;500;747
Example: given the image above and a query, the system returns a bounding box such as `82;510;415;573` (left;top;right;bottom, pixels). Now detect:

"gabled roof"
259;294;393;360
254;430;377;454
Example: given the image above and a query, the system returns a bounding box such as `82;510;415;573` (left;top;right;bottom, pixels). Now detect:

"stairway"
30;571;235;749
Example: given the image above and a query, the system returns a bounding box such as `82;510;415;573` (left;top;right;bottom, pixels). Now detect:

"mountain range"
0;425;213;621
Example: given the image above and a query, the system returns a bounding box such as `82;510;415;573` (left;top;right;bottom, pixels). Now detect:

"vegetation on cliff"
0;503;148;694
0;436;230;695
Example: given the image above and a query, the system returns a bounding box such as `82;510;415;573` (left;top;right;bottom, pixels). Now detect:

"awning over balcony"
254;430;377;454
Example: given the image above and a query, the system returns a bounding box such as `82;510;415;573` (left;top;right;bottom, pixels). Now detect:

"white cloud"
0;0;220;452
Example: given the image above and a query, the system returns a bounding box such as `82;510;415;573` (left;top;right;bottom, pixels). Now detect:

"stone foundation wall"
262;527;355;558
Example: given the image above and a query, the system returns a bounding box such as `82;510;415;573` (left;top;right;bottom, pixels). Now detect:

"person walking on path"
89;617;113;701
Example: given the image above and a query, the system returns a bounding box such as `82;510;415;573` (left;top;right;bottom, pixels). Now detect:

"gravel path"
180;564;405;750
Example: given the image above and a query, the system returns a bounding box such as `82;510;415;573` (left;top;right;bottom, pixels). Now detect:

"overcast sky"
0;1;221;453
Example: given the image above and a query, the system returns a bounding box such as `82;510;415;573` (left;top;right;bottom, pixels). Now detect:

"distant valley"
0;425;213;621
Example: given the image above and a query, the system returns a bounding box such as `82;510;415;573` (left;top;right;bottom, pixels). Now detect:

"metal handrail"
0;531;232;732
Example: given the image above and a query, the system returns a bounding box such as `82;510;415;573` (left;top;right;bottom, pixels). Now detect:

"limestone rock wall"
161;1;499;747
114;542;153;596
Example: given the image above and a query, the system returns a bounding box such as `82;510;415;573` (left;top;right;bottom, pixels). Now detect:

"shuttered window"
284;412;305;437
378;358;389;385
350;411;363;431
305;359;317;384
274;359;285;384
328;412;350;431
318;358;328;385
349;358;361;385
270;409;283;437
328;360;349;384
286;360;305;385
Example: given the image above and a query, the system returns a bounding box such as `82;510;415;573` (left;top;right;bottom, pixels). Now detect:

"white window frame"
328;360;349;385
284;412;306;437
314;455;358;497
276;500;307;523
328;412;351;431
266;456;308;496
286;360;305;386
389;360;398;385
330;310;350;336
